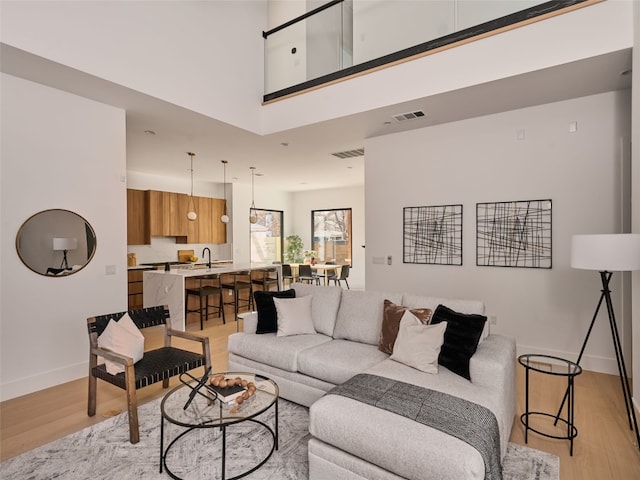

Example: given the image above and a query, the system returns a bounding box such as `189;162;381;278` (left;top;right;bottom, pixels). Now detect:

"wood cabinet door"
211;198;227;244
163;192;189;238
146;190;165;238
127;189;147;245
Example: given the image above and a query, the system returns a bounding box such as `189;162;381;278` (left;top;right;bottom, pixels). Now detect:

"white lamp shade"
53;237;78;251
571;234;640;271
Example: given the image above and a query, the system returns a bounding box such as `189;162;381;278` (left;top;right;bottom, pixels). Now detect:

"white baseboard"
0;361;87;402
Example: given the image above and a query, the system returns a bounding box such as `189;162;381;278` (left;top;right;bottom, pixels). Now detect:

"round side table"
518;354;582;455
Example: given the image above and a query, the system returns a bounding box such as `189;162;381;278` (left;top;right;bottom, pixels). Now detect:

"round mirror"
16;209;97;276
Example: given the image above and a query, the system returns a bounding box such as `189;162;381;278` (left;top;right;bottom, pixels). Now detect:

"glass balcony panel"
264;0;582;99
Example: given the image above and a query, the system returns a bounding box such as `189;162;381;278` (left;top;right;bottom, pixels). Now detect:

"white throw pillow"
390;310;447;374
97;314;145;375
274;295;316;337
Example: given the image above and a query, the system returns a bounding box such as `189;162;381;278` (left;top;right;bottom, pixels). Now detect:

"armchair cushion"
97;314;144;374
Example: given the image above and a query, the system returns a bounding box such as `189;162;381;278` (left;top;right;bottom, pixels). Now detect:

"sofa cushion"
401;293;489;342
275;295;316;337
333;290;403;345
254;289;296;334
430;304;487;381
298;339;389;385
379;299;433;354
390;311;446;374
227;331;331;372
292;284;343;336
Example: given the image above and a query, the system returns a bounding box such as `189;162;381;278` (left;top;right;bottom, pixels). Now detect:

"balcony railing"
263;0;596;103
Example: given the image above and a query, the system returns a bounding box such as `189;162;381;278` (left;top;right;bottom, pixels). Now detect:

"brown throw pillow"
378;299;433;354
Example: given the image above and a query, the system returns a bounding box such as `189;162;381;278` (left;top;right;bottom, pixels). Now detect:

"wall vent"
331;148;365;159
392;110;426;122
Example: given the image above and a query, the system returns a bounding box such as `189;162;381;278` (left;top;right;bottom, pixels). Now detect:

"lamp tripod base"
556;271;639;449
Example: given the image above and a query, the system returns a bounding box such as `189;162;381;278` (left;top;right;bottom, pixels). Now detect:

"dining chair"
328;264;350;289
297;264;319;285
281;264;295;288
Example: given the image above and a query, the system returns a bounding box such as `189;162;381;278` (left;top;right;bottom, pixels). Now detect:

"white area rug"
1;396;558;479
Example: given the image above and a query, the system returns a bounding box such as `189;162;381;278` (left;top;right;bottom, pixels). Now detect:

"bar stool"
251;267;280;292
221;271;254;322
185;274;225;330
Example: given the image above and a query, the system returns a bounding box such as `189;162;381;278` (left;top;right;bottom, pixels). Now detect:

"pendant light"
249;166;258;224
186;152;197;221
220;160;230;223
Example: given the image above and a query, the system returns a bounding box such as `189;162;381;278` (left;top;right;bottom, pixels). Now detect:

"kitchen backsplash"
127;236;232;265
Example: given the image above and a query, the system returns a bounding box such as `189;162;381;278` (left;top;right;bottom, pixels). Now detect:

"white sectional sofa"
227;284;516;480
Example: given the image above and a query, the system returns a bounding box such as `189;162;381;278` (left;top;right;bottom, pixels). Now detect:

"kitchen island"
143;263;280;331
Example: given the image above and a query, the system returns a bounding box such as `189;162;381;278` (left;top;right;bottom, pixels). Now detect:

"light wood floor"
2;315;640;479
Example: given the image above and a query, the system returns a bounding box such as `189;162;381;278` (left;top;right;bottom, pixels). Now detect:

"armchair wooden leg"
124;364;140;444
88;373;97;417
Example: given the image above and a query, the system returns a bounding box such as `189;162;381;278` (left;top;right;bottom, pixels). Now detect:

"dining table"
289;263;341;286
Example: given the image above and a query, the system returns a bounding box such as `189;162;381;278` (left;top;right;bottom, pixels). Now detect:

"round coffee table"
160;371;279;480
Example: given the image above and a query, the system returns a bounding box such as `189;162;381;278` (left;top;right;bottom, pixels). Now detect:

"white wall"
288;186;365;289
1;74;127;401
364;91;631;375
0;0;267;133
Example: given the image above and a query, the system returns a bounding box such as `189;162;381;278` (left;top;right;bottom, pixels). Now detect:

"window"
250;209;283;264
312;208;352;265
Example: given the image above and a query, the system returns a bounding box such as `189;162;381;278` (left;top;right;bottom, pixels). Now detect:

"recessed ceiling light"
144;130;156;135
280;142;289;147
300;182;308;185
621;69;632;76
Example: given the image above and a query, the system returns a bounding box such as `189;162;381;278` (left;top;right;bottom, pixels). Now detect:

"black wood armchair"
87;305;211;443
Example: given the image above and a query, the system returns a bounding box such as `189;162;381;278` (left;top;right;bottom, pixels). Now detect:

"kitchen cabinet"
146;190;188;240
127;268;152;309
127;189;226;245
127;189;147;245
187;197;227;244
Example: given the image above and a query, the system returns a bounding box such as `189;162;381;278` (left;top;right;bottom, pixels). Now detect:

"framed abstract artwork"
403;204;463;265
476;199;552;268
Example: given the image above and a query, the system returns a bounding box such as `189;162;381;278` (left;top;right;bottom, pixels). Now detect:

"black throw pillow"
254;289;296;334
430;304;487;381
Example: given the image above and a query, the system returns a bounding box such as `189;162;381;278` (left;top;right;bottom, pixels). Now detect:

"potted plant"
284;235;304;263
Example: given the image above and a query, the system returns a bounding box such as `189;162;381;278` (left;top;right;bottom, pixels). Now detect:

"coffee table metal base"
160;409;278;480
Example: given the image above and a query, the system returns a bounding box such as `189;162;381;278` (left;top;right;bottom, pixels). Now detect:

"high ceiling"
1;44;632;192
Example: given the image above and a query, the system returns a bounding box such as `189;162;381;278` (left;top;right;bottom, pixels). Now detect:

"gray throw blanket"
328;373;502;480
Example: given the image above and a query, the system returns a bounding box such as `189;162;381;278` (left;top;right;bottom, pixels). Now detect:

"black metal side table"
518;354;582;455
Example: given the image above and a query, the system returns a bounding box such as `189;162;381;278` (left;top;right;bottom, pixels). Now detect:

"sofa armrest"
470;334;516;389
238;311;258;334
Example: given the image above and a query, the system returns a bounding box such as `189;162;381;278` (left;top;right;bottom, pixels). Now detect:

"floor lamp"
565;233;640;449
53;237;78;270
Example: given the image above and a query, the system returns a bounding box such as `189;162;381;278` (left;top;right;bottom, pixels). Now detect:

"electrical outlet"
105;265;116;275
387;255;392;265
489;315;497;325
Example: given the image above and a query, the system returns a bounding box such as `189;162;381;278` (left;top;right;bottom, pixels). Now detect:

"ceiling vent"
391;110;426;123
331;148;365;159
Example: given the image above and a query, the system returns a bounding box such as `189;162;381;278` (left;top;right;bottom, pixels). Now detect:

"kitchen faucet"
203;247;211;268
